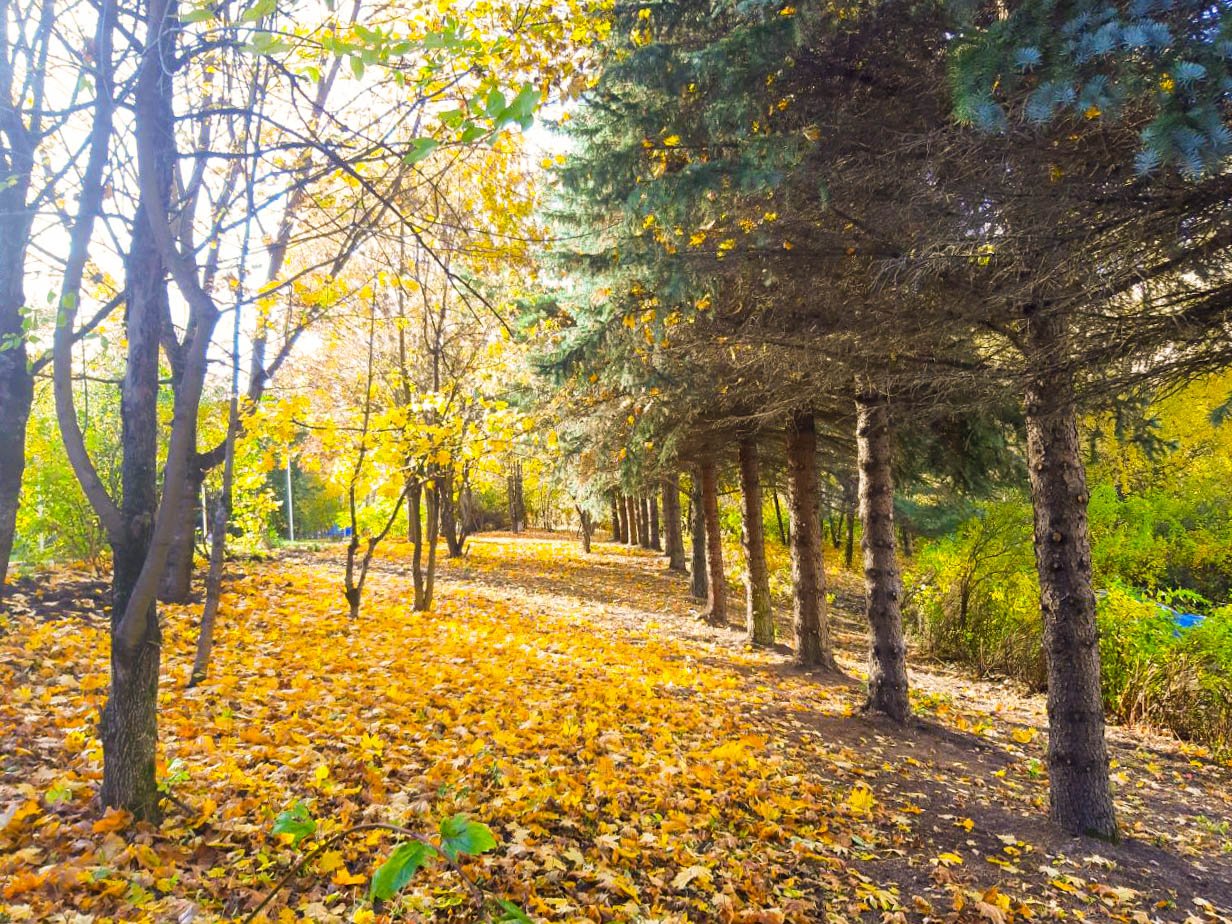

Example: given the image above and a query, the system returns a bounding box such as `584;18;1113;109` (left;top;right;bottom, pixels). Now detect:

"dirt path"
436;532;1232;919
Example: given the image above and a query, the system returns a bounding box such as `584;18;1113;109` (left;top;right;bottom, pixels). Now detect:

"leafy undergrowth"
1;535;1231;923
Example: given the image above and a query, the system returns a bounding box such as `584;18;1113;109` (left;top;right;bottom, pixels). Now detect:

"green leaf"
403;138;440;165
459;123;486;144
271;801;316;846
179;6;215;23
369;840;431;900
350;55;365;80
499;83;541;130
238;0;275;22
495;897;534;923
485;88;507;119
438;814;497;861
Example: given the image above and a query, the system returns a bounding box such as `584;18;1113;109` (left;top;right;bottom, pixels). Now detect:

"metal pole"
285;456;295;541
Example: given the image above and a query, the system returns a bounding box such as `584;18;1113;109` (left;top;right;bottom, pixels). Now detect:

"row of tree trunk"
632;409;908;724
635;376;1115;836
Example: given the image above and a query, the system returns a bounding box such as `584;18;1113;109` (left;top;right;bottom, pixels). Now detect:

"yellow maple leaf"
848;784;875;815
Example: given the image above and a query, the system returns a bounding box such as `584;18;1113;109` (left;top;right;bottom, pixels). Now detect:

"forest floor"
2;532;1232;923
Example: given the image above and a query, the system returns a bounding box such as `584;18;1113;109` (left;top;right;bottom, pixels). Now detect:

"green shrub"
906;499;1045;688
1099;585;1232;749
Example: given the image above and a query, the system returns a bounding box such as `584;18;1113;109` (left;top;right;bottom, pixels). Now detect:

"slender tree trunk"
103;200;166;821
662;474;686;572
738;439;774;646
158;444;201;602
625;494;639;546
639;495;652;549
844;502;856;570
578;506;593;553
610;495;622;542
689;474;707;600
189;180;253;686
772;485;788;546
0;186;34;597
616;493;629;543
856;393;909;722
786;412;836;669
1023;312;1117;840
190;466;231;686
0;324;32;598
409;480;427;609
649;493;661;550
699;459;727;625
440;466;462;557
899;521;914;559
423;477;439;610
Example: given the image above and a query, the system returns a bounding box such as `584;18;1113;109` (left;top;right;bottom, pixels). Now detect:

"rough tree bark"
1024;311;1118;840
785;412;836;669
662;473;687;572
639;495;652;550
699;459;727;626
689;474;707;600
738;438;774;646
610;494;622;542
625;494;639;546
649;492;661;550
856;393;910;722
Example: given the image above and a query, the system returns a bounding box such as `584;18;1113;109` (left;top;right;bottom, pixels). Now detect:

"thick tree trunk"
103;537;162;821
689;476;707;600
616;494;629;543
159;447;202;602
662;474;687;572
699;459;727;625
856;394;910;722
738;438;774;646
785;412;836;669
649;493;661;550
625;494;639;546
639;495;653;550
1024;312;1118;840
